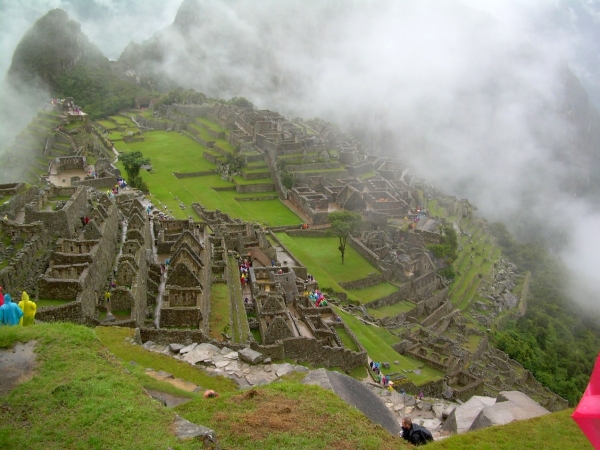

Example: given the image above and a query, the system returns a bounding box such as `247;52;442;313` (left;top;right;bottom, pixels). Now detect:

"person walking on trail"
0;294;23;326
400;417;433;446
18;291;37;326
104;291;112;313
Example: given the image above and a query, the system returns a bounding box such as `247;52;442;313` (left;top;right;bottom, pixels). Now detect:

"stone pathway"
141;341;309;390
139;340;456;439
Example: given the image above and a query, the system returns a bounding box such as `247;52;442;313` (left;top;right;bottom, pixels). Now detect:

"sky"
1;0;600;311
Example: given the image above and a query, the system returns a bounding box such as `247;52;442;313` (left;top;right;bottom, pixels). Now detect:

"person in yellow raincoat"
18;291;37;326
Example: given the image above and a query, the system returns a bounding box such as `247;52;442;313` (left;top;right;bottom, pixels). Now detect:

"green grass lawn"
428;408;591;450
175;378;401;450
96;326;237;393
197;117;226;133
335;307;443;384
115;131;300;226
274;233;393;302
335;326;360;351
368;300;415;319
0;323;205;449
346;282;399;304
209;282;230;340
109;115;136;127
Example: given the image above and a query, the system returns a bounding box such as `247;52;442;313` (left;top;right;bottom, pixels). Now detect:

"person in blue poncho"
0;294;24;326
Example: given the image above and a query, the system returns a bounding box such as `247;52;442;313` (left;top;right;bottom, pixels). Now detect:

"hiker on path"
18;291;36;326
104;291;111;313
400;417;433;446
0;294;23;326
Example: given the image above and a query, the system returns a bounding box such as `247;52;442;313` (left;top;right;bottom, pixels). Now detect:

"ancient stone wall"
36;301;82;323
75;175;118;190
283;337;367;372
0;185;38;217
160;308;202;328
25;186;88;237
339;273;385;290
348;236;382;272
234;181;276;193
78;201;120;319
421;299;453;327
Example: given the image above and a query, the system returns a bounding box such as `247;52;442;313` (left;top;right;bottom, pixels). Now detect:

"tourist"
419;390;424;400
104;291;111;313
0;286;4;307
203;390;219;399
0;294;23;326
400;417;433;446
18;291;37;326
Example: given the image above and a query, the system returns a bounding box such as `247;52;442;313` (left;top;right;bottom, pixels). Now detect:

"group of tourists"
370;361;394;389
0;288;37;326
239;259;251;286
305;289;328;307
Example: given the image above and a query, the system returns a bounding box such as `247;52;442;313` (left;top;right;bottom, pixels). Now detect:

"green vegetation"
274;234;386;302
115;130;300;226
335;326;360;351
335;307;443;384
0;323;201;449
96;326;237;393
489;222;600;405
176;378;400;449
152;88;207;109
209;283;230;340
428;408;591;450
119;151;150;192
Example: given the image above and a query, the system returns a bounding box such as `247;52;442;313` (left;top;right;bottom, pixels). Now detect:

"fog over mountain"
2;0;600;311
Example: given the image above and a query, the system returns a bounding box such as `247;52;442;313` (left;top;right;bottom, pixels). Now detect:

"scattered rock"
238;347;265;364
169;343;185;353
276;363;294;377
179;343;198;354
173;415;220;448
382;362;390;369
442;404;456;419
263;357;272;364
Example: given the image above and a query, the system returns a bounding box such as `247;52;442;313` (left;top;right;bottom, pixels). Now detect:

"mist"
1;0;600;310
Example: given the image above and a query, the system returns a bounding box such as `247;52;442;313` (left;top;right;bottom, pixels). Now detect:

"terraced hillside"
115;116;300;226
0;110;80;183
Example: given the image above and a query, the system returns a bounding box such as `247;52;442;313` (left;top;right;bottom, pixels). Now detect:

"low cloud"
1;0;600;310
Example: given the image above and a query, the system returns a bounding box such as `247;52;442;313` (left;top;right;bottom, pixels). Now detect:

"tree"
327;211;363;264
120;151;150;180
119;151;150;191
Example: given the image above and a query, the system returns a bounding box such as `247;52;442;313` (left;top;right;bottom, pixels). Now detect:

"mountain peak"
173;0;203;34
7;8;106;91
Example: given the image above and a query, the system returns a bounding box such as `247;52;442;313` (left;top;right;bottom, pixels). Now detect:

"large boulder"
469;391;550;431
441;396;496;434
303;368;402;436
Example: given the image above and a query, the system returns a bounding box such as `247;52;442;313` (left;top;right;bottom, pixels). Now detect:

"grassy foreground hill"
0;323;592;449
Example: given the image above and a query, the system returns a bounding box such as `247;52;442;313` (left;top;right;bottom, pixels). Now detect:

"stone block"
173;415;220;448
469;392;550;431
179;343;198;354
441;396;496;434
169;343;185;353
382;362;390;369
238;347;265;364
